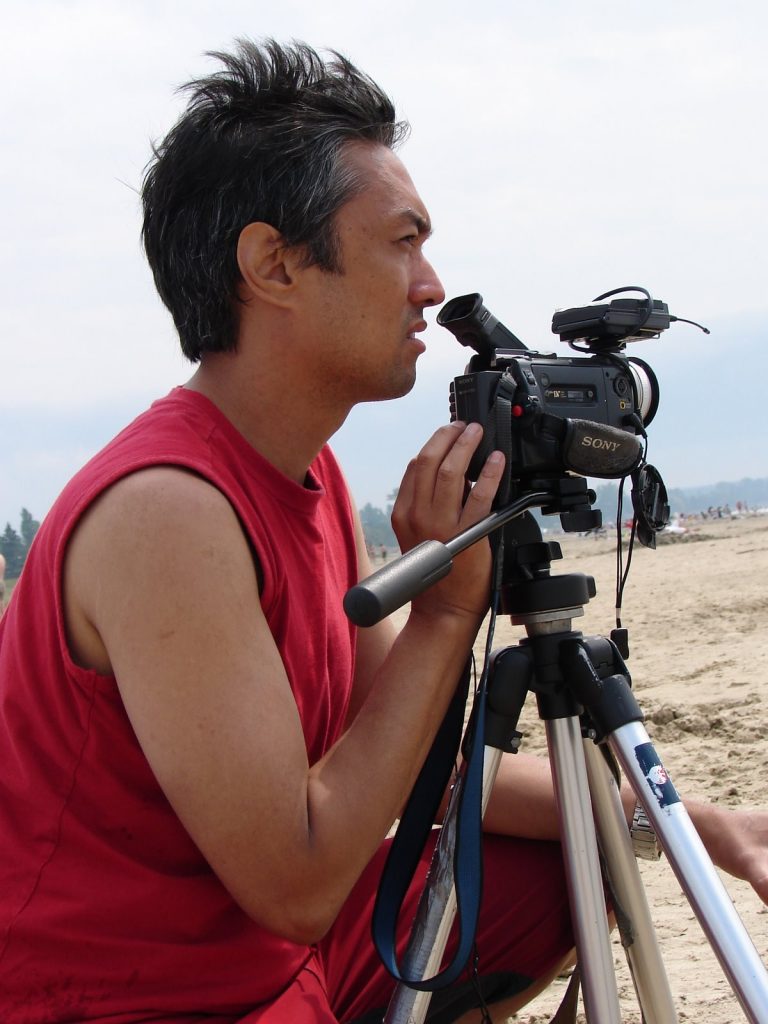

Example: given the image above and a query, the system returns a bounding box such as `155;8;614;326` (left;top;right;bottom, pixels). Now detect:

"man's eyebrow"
398;208;433;238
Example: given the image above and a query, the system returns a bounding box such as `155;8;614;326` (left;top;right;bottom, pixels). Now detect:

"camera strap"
372;651;488;990
491;376;515;506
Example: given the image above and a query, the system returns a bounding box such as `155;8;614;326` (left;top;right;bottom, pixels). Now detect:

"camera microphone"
560;419;643;478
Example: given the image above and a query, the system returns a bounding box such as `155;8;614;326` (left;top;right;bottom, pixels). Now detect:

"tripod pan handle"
344;540;453;627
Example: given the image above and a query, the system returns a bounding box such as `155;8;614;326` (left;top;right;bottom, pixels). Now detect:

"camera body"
450;352;653;481
440;290;663;484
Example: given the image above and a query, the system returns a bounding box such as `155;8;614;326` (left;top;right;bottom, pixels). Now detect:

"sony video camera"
440;287;672;484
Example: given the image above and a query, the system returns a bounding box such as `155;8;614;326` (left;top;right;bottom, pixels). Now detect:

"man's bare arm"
482;749;768;904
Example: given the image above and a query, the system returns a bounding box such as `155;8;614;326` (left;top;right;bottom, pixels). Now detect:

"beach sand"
399;513;768;1023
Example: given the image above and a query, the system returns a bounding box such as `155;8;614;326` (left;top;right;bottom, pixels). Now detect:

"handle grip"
343;540;453;627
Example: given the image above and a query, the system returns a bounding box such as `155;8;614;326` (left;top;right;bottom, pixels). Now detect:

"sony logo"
581;436;622;452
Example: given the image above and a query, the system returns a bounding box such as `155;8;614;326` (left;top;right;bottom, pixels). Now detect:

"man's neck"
185;353;350;486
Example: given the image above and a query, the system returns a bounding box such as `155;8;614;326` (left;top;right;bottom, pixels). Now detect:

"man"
1;39;766;1024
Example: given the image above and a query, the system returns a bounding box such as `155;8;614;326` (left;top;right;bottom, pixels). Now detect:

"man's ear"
236;222;304;307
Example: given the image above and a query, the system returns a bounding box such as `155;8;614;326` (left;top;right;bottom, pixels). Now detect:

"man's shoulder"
60;390;220;507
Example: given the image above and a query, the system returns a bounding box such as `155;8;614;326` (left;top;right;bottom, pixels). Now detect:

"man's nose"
412;258;446;309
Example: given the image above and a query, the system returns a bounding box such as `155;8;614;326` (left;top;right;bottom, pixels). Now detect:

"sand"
399;513;768;1023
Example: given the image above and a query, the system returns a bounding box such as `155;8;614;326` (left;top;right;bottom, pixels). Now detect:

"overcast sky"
1;0;766;530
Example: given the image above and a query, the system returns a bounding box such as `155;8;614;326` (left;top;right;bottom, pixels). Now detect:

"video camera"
440;286;674;485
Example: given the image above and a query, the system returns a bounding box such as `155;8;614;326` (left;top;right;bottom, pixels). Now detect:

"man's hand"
391;422;504;623
689;802;768;904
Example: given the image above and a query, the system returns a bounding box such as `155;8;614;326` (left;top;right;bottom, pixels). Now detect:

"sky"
1;0;767;530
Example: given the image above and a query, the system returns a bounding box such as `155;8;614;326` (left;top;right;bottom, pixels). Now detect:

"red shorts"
240;832;573;1023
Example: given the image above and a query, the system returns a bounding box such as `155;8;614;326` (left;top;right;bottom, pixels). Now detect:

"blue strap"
372;657;488;990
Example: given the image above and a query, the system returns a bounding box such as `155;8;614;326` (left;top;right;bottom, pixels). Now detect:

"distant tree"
0;524;25;577
20;508;40;552
0;508;41;578
358;503;396;549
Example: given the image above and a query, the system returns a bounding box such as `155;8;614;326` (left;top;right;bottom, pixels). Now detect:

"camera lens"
627;358;660;426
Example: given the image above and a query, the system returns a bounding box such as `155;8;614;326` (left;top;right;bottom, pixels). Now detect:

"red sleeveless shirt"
0;389;358;1023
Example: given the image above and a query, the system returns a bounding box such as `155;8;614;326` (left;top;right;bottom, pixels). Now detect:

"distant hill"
591;476;768;520
359;476;768;548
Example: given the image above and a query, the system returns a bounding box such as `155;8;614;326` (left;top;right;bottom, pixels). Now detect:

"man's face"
297;142;445;407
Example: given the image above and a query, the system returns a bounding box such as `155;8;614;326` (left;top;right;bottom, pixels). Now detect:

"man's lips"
407;319;428;339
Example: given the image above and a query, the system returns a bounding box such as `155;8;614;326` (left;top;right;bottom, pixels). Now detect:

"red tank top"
0;389;359;1023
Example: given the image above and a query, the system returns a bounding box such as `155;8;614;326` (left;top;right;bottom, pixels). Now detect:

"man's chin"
353;370;415;404
377;370;418;403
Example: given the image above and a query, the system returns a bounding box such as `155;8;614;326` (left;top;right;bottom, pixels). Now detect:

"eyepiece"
438;293;487;326
437;293;528;361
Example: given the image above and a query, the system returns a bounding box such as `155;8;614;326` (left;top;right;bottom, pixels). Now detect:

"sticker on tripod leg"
634;742;680;809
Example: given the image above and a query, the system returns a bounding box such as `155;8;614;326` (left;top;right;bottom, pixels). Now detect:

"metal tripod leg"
608;720;768;1024
583;739;679;1023
547;715;622;1022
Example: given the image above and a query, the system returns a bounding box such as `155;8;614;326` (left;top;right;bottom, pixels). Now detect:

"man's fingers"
391;425;506;618
460;450;505;526
408;422;471;500
397;421;475;515
421;422;485;501
393;423;503;554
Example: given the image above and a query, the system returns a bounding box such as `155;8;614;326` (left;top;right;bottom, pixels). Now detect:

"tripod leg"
583;739;679;1023
609;720;768;1024
547;715;622;1023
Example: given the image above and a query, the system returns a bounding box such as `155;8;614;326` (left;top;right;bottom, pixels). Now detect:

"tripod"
344;485;768;1024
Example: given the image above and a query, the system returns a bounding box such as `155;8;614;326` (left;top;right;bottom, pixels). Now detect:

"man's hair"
141;39;409;362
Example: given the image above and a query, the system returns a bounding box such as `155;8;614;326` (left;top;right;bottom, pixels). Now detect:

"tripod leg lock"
630;801;662;860
560;638;644;742
484;647;532;753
